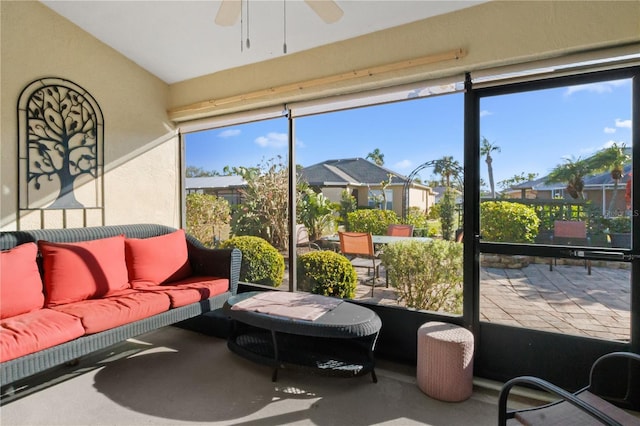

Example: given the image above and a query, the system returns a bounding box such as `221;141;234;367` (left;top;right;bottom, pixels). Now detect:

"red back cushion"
38;235;130;307
125;229;192;285
0;243;45;319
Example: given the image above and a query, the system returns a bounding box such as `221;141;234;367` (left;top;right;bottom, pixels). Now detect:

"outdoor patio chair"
296;224;321;254
386;224;414;237
549;220;592;275
499;351;640;426
338;231;386;297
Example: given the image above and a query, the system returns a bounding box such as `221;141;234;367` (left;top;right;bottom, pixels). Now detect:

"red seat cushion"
0;243;45;319
50;290;170;334
0;309;85;362
39;235;130;307
125;229;192;285
132;276;229;308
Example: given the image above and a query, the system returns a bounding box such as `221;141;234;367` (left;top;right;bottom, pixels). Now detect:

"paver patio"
351;262;631;342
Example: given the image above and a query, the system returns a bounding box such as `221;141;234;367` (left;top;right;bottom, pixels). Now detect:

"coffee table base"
228;324;378;382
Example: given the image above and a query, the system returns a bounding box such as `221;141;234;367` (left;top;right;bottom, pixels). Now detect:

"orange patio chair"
549;220;591;275
338;232;386;297
386;224;414;237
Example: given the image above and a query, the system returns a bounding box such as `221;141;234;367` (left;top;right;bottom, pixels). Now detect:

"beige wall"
1;1;177;231
168;1;640;121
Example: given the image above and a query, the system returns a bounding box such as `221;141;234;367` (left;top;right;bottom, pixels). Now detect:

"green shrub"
379;239;463;313
405;207;428;229
296;250;357;299
425;220;441;237
480;201;540;243
347;209;399;234
186;193;230;247
220;236;284;287
607;215;631;233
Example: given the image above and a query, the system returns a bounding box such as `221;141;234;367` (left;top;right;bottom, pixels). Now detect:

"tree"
498;172;539;190
368;173;393;210
230;157;289;250
338;190;357;230
186;193;230;246
586;142;631;214
297;188;336;240
480;137;501;198
545;156;591;200
439;187;456;241
27;85;98;208
186;166;218;177
433;156;461;188
366;148;385;166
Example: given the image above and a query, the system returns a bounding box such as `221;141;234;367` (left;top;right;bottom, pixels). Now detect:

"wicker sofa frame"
0;224;241;387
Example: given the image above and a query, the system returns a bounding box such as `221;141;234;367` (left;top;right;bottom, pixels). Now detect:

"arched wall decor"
17;77;104;229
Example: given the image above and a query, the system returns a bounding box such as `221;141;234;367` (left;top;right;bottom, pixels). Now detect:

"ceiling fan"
215;0;344;26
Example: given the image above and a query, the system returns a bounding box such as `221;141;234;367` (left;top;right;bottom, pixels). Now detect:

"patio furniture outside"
224;291;382;382
386;224;414;237
338;232;385;297
549;220;592;275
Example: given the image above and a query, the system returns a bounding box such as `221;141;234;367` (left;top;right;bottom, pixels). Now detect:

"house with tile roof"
299;158;436;218
186;175;246;206
504;163;632;216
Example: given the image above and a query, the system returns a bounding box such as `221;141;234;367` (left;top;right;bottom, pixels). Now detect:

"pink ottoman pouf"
416;321;474;402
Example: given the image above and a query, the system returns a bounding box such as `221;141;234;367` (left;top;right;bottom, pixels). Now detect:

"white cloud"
604;127;616;134
564;79;628;96
218;129;241;138
255;132;288;148
480;110;492;117
394;159;412;170
615;118;632;128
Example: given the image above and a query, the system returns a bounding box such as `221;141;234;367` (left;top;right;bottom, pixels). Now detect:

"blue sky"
186;78;633;187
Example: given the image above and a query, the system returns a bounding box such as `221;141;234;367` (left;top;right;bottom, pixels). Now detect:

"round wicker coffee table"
224;291;382;382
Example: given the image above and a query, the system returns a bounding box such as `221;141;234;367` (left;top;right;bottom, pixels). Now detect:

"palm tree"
480;137;501;198
366;148;384;166
433;156;461;188
586;142;631;214
545;156;591;200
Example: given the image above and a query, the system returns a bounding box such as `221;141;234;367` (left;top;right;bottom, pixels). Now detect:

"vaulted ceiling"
41;1;486;84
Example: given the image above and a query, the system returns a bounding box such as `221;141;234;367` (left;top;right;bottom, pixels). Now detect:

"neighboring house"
299;158;436;218
433;186;463;204
185;176;246;206
504;164;632;216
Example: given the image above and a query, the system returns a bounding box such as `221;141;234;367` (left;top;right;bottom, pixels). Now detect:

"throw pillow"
0;243;45;319
39;235;130;307
125;229;192;285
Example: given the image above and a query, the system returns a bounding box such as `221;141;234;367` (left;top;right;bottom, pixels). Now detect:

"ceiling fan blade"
215;0;241;26
304;0;344;24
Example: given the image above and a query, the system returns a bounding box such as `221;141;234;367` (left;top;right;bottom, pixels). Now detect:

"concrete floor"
1;327;505;426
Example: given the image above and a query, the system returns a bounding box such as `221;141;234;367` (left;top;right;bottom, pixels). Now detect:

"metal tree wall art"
18;78;104;224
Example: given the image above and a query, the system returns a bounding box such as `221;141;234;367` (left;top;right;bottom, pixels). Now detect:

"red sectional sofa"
0;224;241;387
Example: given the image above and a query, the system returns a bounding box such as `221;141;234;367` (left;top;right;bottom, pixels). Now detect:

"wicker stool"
416;321;474;402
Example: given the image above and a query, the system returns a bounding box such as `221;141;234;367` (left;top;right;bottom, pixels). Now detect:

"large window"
184;84;467;316
183;63;637;334
478;70;636;342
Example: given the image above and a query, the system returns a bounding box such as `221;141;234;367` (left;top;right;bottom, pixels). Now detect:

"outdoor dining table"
322;234;432;245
